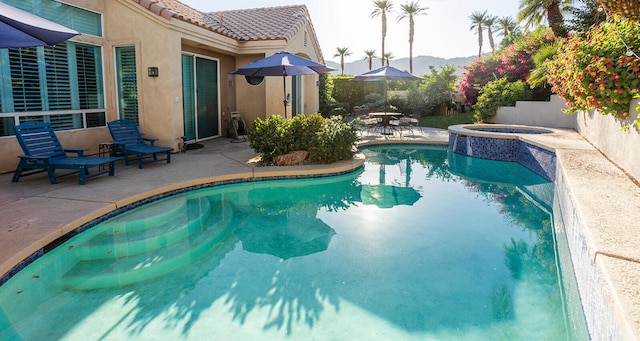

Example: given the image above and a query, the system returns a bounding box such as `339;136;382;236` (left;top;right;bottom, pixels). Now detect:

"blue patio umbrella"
231;51;335;116
352;65;423;82
0;3;79;48
352;66;423;113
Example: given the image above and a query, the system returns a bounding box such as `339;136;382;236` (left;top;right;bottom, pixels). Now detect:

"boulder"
273;150;308;166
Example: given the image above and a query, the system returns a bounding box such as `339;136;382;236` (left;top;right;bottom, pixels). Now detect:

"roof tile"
134;0;311;43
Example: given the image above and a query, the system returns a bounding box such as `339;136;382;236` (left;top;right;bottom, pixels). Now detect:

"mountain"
326;55;476;77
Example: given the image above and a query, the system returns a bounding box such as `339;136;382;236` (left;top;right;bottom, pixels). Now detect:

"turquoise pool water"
0;145;588;340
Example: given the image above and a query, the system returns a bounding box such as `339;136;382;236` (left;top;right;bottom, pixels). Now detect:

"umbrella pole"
283;75;287;116
282;69;287;118
380;80;389;113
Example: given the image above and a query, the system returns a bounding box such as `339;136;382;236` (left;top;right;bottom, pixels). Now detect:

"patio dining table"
369;112;401;135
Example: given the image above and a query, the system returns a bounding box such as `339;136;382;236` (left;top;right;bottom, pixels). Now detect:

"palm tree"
383;52;394;66
363;50;377;70
334;47;351;76
397;1;428;73
497;16;523;47
597;0;640;20
483;15;498;52
497;16;517;37
517;0;568;38
371;0;394;67
469;10;487;58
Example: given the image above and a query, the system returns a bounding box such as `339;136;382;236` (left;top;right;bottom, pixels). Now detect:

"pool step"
59;199;235;290
100;197;190;234
72;197;211;260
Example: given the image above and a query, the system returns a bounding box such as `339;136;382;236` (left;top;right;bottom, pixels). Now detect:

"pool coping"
449;124;640;340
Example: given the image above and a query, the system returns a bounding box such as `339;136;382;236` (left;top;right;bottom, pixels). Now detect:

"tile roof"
132;0;312;43
209;6;310;42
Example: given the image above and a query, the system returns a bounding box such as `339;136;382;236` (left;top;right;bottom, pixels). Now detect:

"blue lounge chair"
107;120;172;169
12;122;120;185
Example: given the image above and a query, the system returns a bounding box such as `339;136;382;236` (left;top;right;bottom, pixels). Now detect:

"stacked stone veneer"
449;129;625;340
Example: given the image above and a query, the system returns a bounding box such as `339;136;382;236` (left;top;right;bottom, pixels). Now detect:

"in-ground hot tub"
448;124;557;181
450;123;554;135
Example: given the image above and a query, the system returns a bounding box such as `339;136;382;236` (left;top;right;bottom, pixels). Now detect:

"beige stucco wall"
233;53;269;129
106;0;185;150
106;0;324;144
575;99;640;182
489;95;577;128
233;21;325;127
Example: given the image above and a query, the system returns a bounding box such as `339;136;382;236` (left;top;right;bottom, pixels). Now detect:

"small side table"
98;142;114;171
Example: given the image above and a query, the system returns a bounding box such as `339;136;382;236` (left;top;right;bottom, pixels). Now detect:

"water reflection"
358;184;421;208
235;211;336;260
0;145;585;340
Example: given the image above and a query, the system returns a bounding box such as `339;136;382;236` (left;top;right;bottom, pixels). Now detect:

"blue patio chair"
107;120;172;169
12;122;120;185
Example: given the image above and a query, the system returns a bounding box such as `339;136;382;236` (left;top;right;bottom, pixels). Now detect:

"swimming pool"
0;145;588;340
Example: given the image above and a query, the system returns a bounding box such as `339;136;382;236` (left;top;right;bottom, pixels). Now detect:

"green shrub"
248;114;357;164
362;92;393;112
473;78;533;122
288;113;324;151
248;115;293;161
331;76;383;110
308;116;358;164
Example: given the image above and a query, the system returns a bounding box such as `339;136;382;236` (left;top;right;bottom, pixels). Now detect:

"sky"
180;0;521;63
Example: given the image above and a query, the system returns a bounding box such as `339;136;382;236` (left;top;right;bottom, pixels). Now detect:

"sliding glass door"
182;54;219;141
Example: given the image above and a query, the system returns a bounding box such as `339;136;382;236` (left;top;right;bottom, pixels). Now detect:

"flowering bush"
546;16;640;127
496;29;556;83
459;28;556;106
459;57;500;106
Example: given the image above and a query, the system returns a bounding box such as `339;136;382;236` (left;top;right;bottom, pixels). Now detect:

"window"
115;46;139;124
9;48;42;112
0;42;105;136
0;0;104;136
3;0;102;37
245;75;264;86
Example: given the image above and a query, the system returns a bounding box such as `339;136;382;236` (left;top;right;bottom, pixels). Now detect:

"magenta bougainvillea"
459;57;500;106
459;28;556;106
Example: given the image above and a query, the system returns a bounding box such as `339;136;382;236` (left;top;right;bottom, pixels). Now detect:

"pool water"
0;145;588;340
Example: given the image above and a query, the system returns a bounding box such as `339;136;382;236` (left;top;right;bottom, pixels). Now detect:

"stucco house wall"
0;0;327;174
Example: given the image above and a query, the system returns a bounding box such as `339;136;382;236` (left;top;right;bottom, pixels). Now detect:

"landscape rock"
273;151;308;166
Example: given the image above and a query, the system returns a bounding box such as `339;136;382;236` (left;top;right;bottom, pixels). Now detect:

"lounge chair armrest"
112;141;127;148
143;137;158;146
17;155;50;160
64;148;88;157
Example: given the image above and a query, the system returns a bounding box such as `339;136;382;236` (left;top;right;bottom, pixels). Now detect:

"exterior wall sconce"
148;67;159;77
